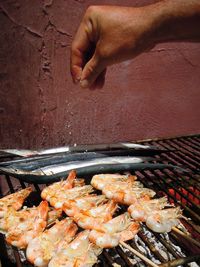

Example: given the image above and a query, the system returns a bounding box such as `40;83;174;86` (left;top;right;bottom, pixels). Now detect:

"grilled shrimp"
47;208;63;226
0;206;62;234
89;230;120;248
0;187;32;218
0;206;36;234
73;200;118;231
128;197;169;222
63;194;107;217
146;207;182;233
89;213;139;248
100;212;139;235
26;218;78;267
41;170;77;201
91;173;137;191
74;178;85;187
103;183;155;205
49;185;94;209
6;201;49;249
48;230;102;267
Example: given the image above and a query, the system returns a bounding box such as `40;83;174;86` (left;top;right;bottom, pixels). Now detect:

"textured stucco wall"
0;0;200;149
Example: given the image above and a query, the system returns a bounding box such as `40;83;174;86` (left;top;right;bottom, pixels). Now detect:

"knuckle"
96;45;109;61
85;5;101;21
71;40;78;53
86;5;98;15
71;45;81;58
71;43;76;53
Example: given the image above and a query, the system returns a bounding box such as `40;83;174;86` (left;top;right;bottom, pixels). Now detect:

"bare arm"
70;0;200;89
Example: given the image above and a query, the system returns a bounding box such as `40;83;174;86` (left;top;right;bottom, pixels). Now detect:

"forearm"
148;0;200;43
70;0;200;89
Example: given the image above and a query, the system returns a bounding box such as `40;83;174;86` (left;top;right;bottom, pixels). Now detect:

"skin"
70;0;200;89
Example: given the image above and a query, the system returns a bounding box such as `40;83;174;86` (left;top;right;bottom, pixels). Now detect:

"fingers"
80;52;106;89
94;68;107;89
70;21;92;83
71;7;107;89
88;68;107;90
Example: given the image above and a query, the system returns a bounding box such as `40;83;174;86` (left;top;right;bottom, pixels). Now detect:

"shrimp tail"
64;170;77;189
120;222;140;242
38;201;49;220
107;200;118;215
127;175;137;183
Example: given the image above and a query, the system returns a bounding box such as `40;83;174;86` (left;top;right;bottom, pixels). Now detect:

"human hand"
70;5;156;89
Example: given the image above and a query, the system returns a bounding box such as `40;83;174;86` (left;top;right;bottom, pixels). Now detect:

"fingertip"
79;68;106;90
92;68;107;89
71;65;82;84
80;79;89;88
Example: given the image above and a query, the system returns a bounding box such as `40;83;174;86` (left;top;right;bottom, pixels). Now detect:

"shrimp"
100;212;139;234
89;213;140;248
0;187;32;218
0;206;62;234
73;200;118;231
146;207;182;233
89;230;120;248
0;206;36;234
74;178;85;187
26;218;78;267
128;197;170;222
6;201;49;249
91;173;137;191
63;194;107;217
49;185;94;209
103;183;155;205
41;170;77;201
48;230;102;267
47;208;63;226
102;180;143;198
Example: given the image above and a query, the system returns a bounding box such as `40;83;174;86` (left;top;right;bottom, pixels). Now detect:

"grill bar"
0;135;200;267
137;232;167;263
5;175;15;193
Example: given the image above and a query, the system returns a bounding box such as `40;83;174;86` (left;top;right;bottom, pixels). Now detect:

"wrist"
147;0;200;43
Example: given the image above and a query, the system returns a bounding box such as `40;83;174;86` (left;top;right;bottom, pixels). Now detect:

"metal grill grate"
0;135;200;267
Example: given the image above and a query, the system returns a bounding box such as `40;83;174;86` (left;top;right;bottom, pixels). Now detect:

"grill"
0;135;200;267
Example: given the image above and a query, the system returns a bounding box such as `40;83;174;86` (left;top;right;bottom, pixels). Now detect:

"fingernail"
80;79;89;88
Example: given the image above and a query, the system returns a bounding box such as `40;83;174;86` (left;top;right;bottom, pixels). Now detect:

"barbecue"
0;135;200;267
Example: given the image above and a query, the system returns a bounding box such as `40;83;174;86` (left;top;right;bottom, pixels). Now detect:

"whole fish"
0;157;187;184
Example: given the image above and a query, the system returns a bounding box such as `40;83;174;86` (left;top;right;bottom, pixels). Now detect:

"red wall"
0;0;200;149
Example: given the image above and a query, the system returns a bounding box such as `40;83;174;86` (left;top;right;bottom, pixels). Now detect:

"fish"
0;155;186;183
0;142;164;157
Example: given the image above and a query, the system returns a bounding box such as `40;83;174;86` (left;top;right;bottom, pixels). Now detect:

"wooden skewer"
172;227;200;248
120;241;159;267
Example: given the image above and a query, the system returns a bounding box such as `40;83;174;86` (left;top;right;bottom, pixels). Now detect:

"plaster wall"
0;0;200;149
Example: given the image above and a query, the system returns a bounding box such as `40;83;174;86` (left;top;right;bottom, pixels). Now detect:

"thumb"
80;53;105;88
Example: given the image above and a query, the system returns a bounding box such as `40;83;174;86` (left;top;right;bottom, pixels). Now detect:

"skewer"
120;241;159;267
172;227;200;248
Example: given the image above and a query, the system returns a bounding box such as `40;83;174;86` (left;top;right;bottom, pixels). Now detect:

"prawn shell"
0;187;32;218
146;207;182;233
5;201;49;249
89;230;120;248
26;218;77;267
